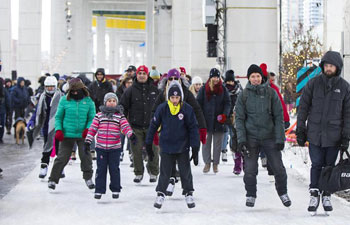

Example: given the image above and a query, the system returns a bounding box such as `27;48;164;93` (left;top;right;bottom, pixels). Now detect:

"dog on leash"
13;117;26;145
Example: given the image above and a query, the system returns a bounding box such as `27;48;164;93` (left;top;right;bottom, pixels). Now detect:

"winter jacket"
0;85;11;114
297;51;350;147
235;82;285;144
153;77;207;129
11;77;30;109
55;95;96;138
120;77;159;129
270;82;290;123
146;102;200;154
85;111;133;150
88;80;114;112
196;80;231;132
116;85;127;99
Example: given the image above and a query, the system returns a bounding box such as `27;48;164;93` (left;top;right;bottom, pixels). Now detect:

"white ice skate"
165;177;176;196
39;163;48;179
185;193;195;209
154;192;165;209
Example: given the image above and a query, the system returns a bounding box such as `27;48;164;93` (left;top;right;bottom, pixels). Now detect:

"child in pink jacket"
85;92;137;199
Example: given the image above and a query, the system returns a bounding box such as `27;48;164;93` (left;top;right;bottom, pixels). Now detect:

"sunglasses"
168;77;179;81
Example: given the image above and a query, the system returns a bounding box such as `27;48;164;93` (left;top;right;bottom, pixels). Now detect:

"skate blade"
309;212;316;216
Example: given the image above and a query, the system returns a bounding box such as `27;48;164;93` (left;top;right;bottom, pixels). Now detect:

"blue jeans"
244;138;287;197
221;125;237;151
308;143;339;190
95;148;122;194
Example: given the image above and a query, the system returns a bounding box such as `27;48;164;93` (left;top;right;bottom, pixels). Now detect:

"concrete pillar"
146;0;154;67
343;0;350;81
153;2;172;73
226;0;278;87
96;16;106;69
190;0;216;79
0;0;12;78
17;0;41;84
171;0;191;69
108;31;115;74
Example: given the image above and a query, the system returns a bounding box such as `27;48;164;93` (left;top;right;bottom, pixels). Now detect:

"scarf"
99;105;124;119
205;79;223;101
70;89;85;100
167;100;181;115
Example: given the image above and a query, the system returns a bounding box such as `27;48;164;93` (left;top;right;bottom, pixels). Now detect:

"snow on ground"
1;145;350;225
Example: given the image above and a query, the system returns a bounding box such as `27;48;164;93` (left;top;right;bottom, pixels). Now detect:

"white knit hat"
192;76;203;85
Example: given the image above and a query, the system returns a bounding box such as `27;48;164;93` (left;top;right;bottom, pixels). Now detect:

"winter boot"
154;192;165;209
39;163;48;178
120;151;124;162
48;180;56;190
94;193;102;199
322;192;333;212
185;192;196;208
112;192;120;199
233;152;242;175
85;179;95;189
71;152;76;161
246;196;256;207
149;174;157;183
279;193;292;207
133;175;143;183
308;188;320;212
213;164;219;173
203;163;211;173
221;149;228;162
165;177;176;196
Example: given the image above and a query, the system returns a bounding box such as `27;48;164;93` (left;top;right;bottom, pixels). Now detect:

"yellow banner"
92;17;146;30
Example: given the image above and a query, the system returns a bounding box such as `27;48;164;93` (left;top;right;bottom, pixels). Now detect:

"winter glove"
146;144;154;162
199;128;207;145
276;143;285;151
238;142;249;157
84;142;91;155
82;128;89;139
190;146;200;166
296;128;307;147
129;133;137;146
55;130;64;142
340;138;350;153
217;114;227;124
153;132;159;146
27;120;35;131
284;121;290;130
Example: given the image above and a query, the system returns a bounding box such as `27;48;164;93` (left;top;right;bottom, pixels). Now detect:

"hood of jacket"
319;51;343;76
17;77;25;87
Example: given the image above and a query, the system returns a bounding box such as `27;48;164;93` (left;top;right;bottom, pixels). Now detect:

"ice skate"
133;175;143;183
221;149;228;162
246;196;256;207
165;177;176;196
48;180;56;190
322;192;333;213
39;163;48;179
279;193;291;207
185;192;195;208
85;179;95;189
149;174;157;183
308;189;320;215
154;192;165;209
94;193;102;199
112;192;119;199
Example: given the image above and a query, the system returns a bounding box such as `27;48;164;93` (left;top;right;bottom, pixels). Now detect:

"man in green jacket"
48;78;96;190
235;64;290;208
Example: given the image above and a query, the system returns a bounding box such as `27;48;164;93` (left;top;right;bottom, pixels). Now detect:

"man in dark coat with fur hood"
88;68;113;113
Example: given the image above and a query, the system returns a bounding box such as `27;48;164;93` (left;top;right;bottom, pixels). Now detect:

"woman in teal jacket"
48;78;96;190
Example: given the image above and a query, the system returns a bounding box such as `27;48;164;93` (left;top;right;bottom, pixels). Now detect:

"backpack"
241;87;274;115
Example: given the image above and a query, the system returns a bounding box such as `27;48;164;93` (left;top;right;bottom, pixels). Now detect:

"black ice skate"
133;175;143;183
279;194;291;207
246;196;256;207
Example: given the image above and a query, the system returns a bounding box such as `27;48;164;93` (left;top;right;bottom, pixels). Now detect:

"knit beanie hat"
150;66;160;80
192;76;203;85
104;92;118;105
167;80;184;100
136;65;149;75
259;63;268;83
224;70;235;82
209;68;220;78
247;64;263;79
167;68;181;79
179;67;186;74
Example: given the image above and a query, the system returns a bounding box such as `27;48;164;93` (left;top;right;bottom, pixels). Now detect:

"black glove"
284;121;290;130
130;133;137;146
190;147;199;166
238;142;249;157
340;138;350;153
146;144;154;162
84;142;91;155
296;128;307;147
276;143;285;151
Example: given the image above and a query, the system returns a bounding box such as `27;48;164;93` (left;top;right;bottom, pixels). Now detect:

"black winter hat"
247;64;263;79
224;70;235;82
52;73;60;81
168;85;182;99
209;68;220;78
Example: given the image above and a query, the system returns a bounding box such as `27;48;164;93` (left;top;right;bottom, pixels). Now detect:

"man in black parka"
297;51;350;213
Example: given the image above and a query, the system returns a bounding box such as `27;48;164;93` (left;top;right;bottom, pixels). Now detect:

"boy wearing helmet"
27;76;65;179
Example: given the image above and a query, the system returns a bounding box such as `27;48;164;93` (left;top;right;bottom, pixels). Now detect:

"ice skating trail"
1;145;350;225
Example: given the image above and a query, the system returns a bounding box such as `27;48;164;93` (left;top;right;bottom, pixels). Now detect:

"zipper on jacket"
76;101;79;133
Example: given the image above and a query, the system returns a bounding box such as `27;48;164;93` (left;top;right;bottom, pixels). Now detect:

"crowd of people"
0;50;348;213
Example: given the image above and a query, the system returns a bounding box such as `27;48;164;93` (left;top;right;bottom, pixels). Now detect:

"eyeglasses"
168;77;179;81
